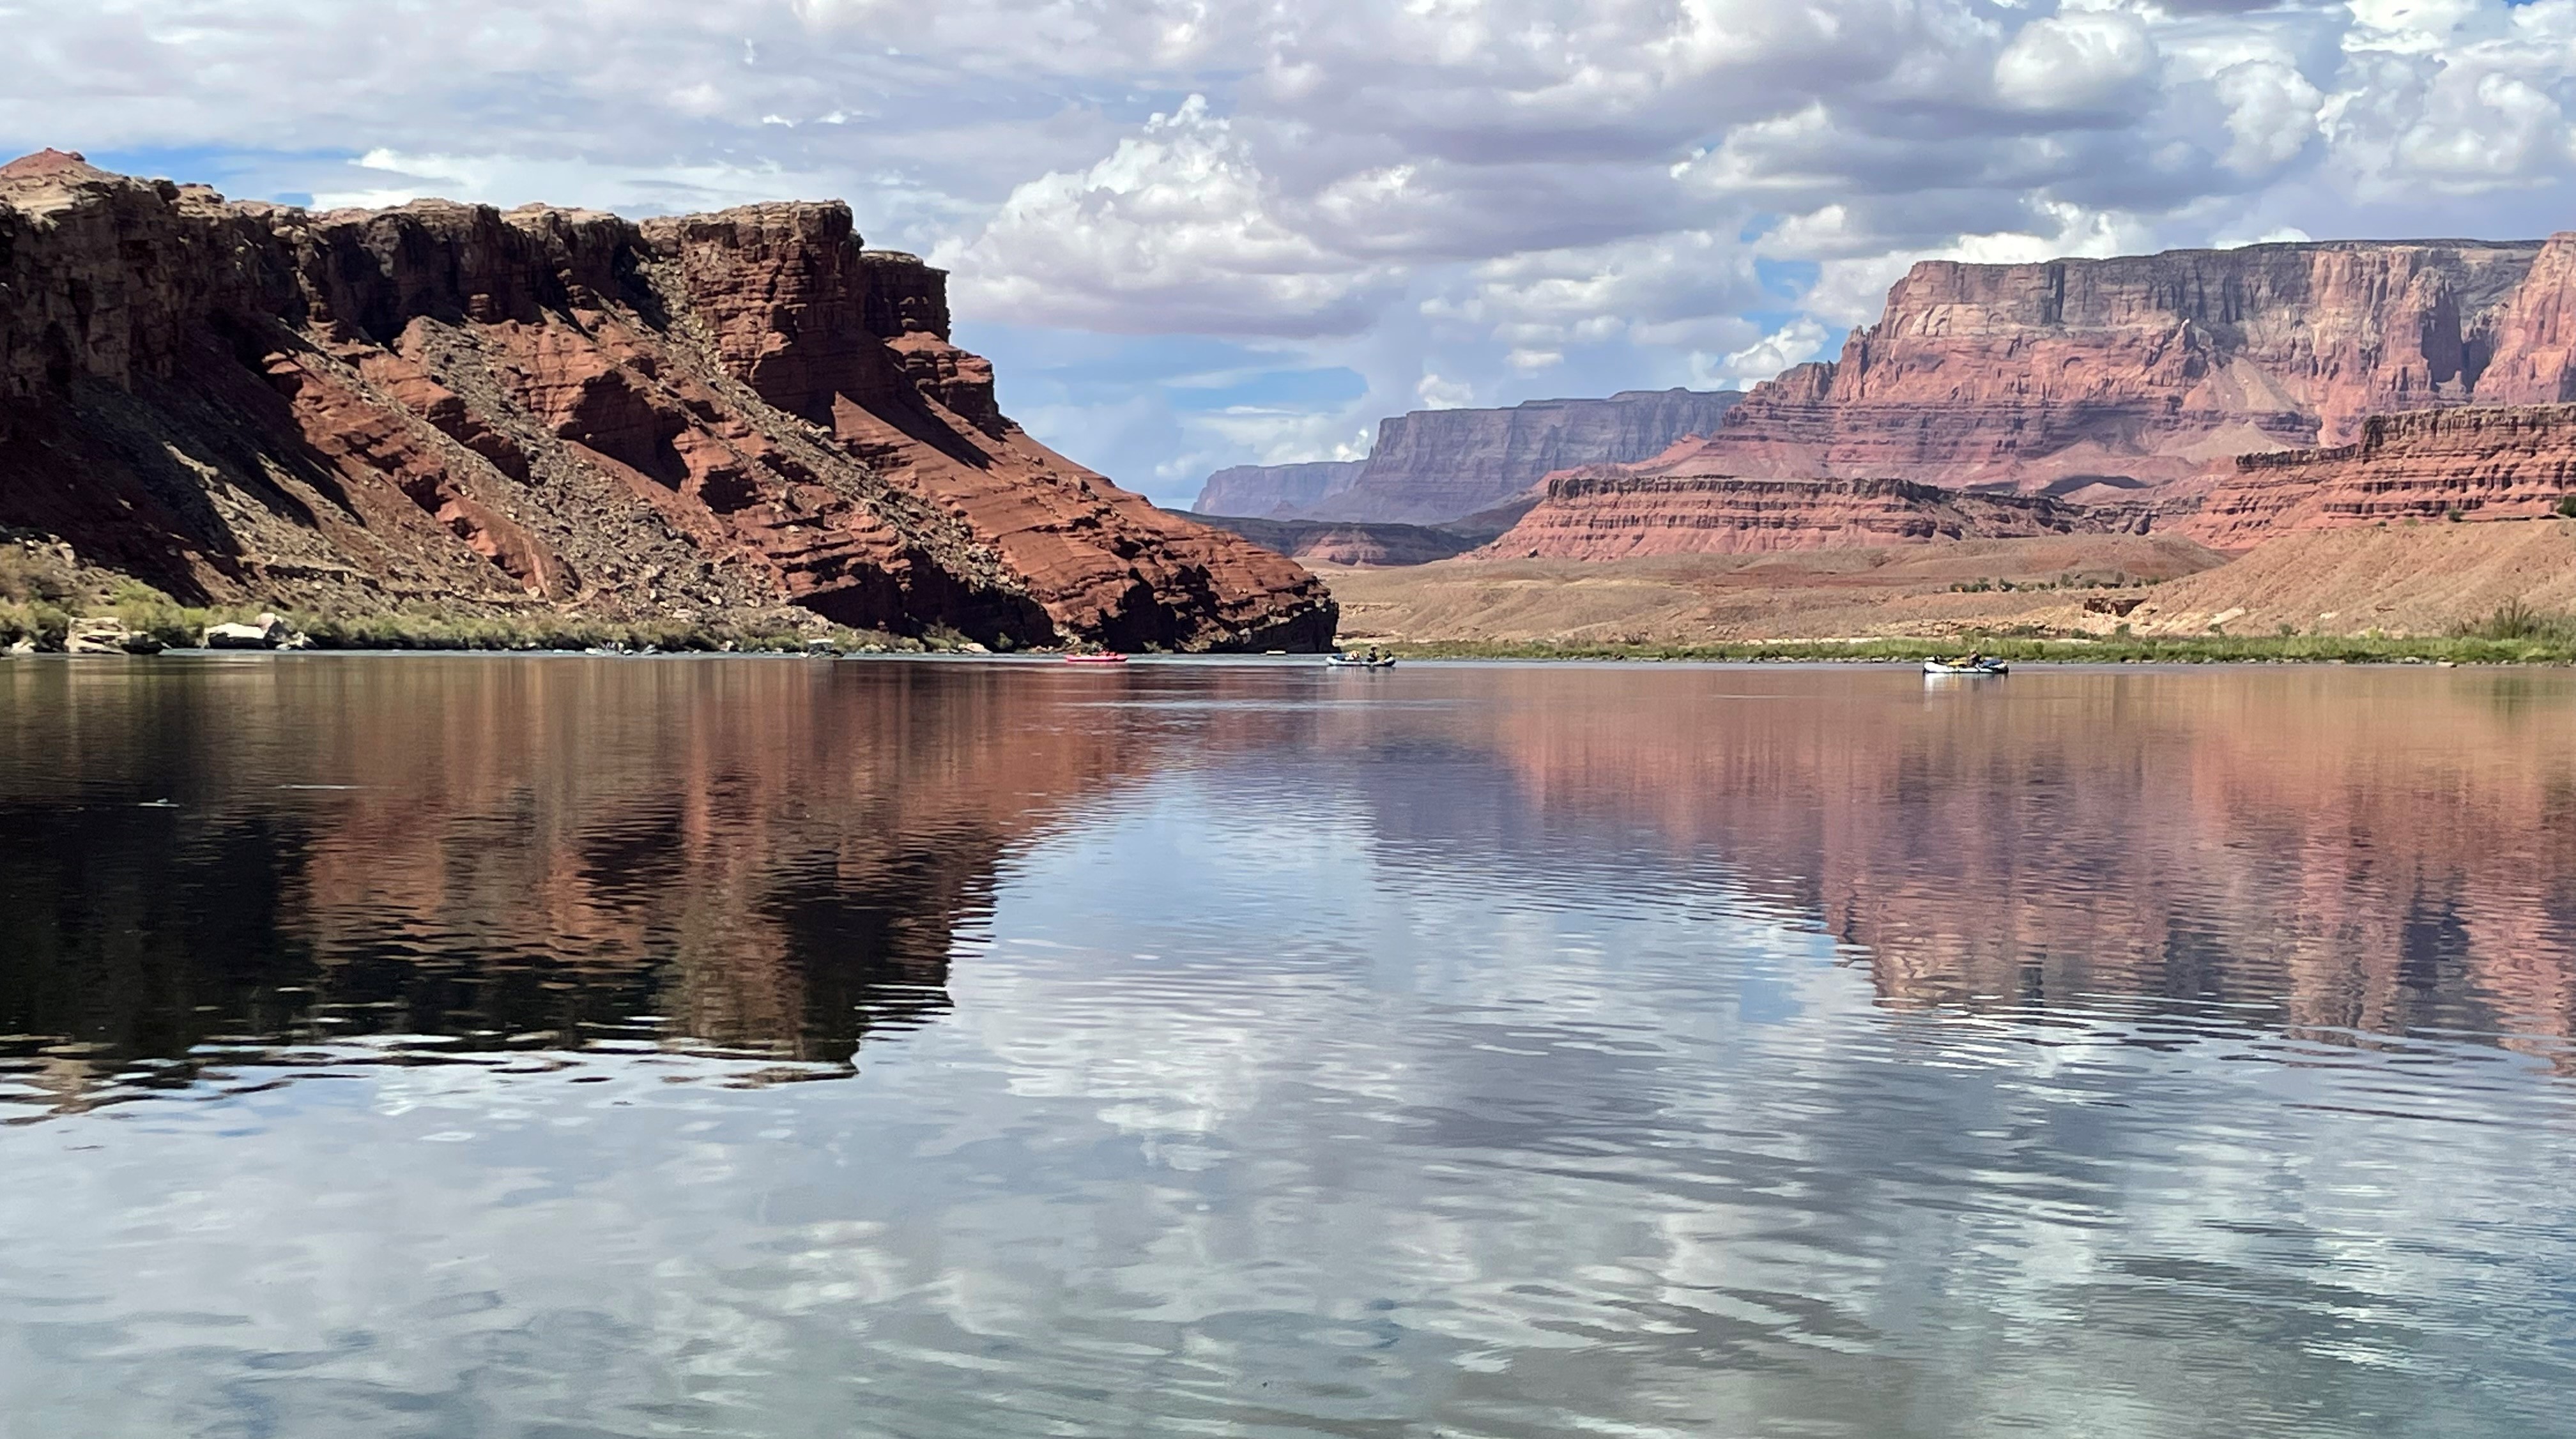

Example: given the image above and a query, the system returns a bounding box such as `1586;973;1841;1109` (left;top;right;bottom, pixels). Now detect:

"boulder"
65;616;134;654
203;613;298;650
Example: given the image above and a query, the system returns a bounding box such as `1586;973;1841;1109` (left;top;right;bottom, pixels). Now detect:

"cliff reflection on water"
1452;667;2576;1056
5;658;2576;1438
0;657;1146;1108
5;659;2575;1108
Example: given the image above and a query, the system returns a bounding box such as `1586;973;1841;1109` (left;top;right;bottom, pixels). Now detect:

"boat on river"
1064;653;1129;665
1327;653;1397;669
1922;659;2007;676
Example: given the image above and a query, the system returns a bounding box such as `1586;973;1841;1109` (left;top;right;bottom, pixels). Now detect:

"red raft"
1063;653;1130;665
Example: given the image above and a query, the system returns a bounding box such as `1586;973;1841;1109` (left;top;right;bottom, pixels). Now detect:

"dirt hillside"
1326;534;2223;645
2126;520;2576;636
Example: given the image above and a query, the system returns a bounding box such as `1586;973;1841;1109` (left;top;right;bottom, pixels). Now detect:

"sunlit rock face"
1681;240;2576;493
1482;471;2143;560
0;149;1335;651
1510;238;2576;553
2173;404;2576;547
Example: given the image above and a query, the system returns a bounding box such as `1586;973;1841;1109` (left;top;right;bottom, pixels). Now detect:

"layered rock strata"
1689;240;2574;492
2175;404;2576;548
1485;469;2130;560
1193;460;1365;519
1196;388;1742;525
1181;512;1487;567
0;149;1335;650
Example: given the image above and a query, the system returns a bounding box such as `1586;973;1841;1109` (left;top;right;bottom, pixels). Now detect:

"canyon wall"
2176;403;2576;548
1689;240;2570;493
1193;459;1365;519
1195;388;1742;525
1180;512;1485;567
1485;463;2136;561
0;150;1335;650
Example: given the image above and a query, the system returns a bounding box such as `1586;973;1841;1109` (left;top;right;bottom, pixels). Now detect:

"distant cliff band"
1207;239;2576;563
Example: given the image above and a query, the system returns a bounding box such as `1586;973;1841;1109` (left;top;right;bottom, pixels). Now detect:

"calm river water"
4;656;2575;1438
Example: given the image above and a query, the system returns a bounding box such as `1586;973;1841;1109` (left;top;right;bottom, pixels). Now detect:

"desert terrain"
1326;523;2576;647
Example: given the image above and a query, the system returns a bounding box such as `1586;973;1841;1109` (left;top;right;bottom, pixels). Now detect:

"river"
3;656;2572;1437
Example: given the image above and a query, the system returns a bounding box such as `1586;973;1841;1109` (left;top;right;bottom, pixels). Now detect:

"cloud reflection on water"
2;659;2574;1436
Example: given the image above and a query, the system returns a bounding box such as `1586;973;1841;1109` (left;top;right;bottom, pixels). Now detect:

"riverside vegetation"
0;540;981;655
13;574;2573;664
1388;603;2576;665
14;533;2575;664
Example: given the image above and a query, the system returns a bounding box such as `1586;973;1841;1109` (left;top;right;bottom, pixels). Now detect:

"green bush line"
0;593;933;656
1377;601;2576;664
287;611;893;655
1383;630;2576;666
12;545;2576;665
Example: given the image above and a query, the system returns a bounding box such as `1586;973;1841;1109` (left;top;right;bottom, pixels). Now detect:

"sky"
10;0;2576;505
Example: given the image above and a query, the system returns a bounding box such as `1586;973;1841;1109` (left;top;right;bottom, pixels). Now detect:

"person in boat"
1963;651;1986;668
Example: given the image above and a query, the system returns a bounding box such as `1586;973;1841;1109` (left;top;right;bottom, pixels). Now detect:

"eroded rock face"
1690;241;2562;492
1182;512;1486;567
0;154;1335;650
2175;404;2576;549
1193;460;1366;519
1485;466;2131;561
1195;388;1743;525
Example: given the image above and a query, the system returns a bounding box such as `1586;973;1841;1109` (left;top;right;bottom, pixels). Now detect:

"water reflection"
1441;667;2576;1057
8;659;2576;1090
0;658;1147;1108
2;658;2574;1438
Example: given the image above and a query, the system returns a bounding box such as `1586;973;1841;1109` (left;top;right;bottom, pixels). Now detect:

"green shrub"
2455;598;2576;644
0;600;71;650
105;579;208;648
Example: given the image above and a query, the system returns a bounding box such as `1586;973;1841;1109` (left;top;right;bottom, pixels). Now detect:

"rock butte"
0;151;1335;650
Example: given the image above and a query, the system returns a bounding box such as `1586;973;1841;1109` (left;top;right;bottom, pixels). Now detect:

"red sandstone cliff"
1484;468;2132;560
2174;404;2576;548
0;149;1335;650
1690;240;2562;493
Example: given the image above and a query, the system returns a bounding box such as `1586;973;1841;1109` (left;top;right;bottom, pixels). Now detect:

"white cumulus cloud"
934;96;1400;337
15;0;2576;500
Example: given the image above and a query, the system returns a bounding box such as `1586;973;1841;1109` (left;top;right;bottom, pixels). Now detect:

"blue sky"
20;1;2576;505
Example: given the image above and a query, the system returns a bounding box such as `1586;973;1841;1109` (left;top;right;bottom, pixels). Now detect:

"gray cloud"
8;0;2576;498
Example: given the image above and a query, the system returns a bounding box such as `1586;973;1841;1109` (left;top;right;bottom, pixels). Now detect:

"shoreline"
1379;634;2576;664
8;643;2572;669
